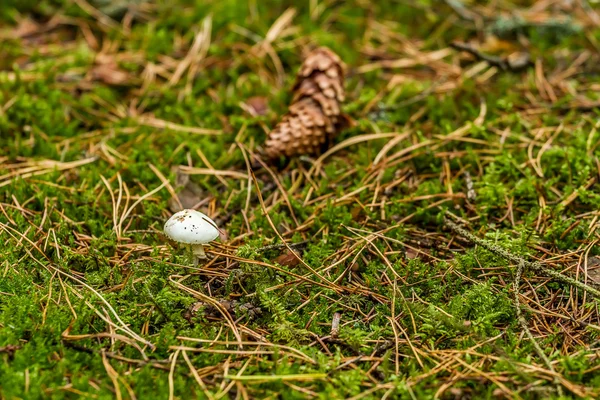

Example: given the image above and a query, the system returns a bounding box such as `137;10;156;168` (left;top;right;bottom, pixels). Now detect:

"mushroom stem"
191;244;207;266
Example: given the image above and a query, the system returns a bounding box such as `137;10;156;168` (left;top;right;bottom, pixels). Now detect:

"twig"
554;101;600;113
450;41;531;71
0;344;21;358
513;261;564;397
444;0;480;22
256;240;309;252
488;17;581;39
444;215;600;299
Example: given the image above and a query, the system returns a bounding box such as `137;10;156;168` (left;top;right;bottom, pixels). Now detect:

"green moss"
2;0;600;398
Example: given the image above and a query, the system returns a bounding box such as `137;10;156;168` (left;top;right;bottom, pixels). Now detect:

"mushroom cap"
164;209;219;244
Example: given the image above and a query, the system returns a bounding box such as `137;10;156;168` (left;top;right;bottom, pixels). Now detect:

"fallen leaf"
218;228;228;243
274;249;301;267
507;52;531;70
90;62;130;86
351;206;364;221
88;53;131;85
12;18;40;39
405;248;419;260
168;168;207;213
480;35;518;53
244;96;270;116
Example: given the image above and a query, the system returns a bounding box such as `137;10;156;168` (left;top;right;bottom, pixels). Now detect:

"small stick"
444;0;479;21
0;345;21;356
514;261;564;397
256;240;309;253
444;215;600;299
450;41;531;72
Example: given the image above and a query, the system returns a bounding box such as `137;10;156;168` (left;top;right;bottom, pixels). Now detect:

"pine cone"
264;47;348;158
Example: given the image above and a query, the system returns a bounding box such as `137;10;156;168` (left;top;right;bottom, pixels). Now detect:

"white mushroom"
164;209;219;266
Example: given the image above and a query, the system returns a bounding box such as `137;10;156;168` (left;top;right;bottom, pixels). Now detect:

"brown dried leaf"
405;248;419;260
274;249;301;267
13;18;41;39
507;52;531;70
244;96;270;116
218;228;229;243
168;181;205;212
168;168;207;213
90;62;130;86
351;206;364;221
480;35;518;53
89;53;131;85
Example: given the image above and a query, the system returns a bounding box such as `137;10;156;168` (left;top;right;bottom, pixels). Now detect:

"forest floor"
2;1;600;399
